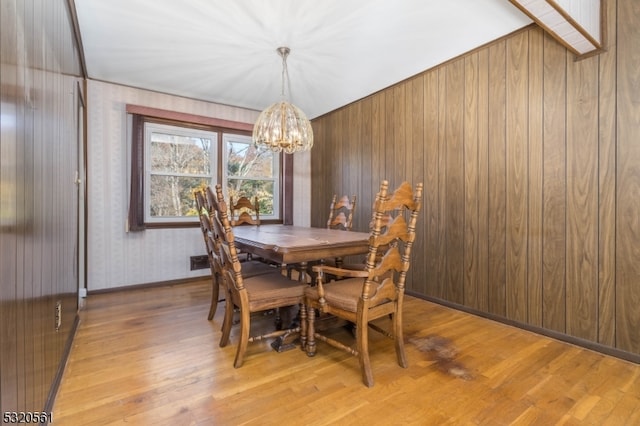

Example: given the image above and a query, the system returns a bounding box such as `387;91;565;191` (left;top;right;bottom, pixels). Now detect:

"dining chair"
204;186;217;215
213;184;308;368
229;194;260;226
195;188;275;322
195;189;223;320
326;194;357;231
286;194;357;281
228;193;265;263
303;180;423;387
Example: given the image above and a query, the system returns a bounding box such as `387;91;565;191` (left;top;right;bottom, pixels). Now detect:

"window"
144;123;216;223
127;106;290;230
224;133;280;219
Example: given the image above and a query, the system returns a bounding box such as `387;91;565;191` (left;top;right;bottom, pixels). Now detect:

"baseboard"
87;275;210;295
407;291;640;365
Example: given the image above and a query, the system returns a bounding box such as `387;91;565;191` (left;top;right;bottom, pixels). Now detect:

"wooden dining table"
232;224;371;273
231;224;371;351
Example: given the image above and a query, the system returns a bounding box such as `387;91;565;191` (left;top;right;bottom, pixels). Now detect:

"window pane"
150;132;212;175
227;179;274;216
149;175;210;218
226;140;274;178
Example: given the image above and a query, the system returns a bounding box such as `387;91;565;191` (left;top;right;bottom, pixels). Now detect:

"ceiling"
73;0;532;119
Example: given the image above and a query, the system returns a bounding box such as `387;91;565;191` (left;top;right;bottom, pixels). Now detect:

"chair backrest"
195;189;207;215
204;186;218;216
194;189;221;277
200;211;223;274
326;195;356;231
229;194;260;226
361;180;423;301
212;185;248;294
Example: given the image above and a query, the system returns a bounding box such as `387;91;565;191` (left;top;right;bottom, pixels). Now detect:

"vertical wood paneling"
464;53;480;309
1;0;82;413
566;54;599;341
437;69;448;300
358;97;373;234
488;41;507;316
616;0;640;354
334;109;344;194
347;102;361;215
477;49;490;312
506;31;529;323
527;27;545;327
597;0;617;347
1;0;20;411
542;33;567;333
445;59;465;305
403;81;413;187
410;76;425;293
392;84;406;188
15;0;28;410
385;87;395;182
423;71;440;299
311;2;640;359
370;92;384;230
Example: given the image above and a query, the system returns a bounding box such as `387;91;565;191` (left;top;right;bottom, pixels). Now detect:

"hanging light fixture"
252;47;313;154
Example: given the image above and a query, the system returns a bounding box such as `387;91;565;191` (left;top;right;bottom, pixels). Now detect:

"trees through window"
127;110;283;229
224;133;279;218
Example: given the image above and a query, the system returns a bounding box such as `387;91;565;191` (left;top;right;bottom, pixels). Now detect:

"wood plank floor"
52;279;640;425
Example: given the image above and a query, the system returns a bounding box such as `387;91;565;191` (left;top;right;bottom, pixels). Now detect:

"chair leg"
219;293;234;347
357;317;374;387
394;312;407;368
233;309;251;368
207;273;220;321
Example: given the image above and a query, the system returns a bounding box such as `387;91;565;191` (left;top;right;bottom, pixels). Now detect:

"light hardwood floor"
53;279;640;425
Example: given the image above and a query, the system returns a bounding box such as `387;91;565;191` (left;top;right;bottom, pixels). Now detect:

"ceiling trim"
508;0;602;56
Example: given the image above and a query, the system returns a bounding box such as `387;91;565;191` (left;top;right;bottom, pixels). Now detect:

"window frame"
126;105;293;230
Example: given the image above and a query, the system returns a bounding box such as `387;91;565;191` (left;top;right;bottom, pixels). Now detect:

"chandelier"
252;47;313;154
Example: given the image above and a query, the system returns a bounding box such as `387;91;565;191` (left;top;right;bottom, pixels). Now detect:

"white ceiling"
74;0;532;119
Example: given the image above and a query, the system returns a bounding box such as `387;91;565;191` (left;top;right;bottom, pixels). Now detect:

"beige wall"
85;80;257;290
86;80;311;291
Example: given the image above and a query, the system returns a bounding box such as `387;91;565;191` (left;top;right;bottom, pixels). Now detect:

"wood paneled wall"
311;0;640;357
1;0;83;413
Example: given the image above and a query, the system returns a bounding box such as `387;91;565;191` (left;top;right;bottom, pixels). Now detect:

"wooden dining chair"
229;194;260;226
195;189;223;320
204;186;217;215
228;193;264;263
303;180;423;387
213;184;308;368
196;188;275;321
287;194;357;281
326;194;357;231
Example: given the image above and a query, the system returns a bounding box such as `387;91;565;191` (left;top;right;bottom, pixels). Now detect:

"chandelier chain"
279;47;290;99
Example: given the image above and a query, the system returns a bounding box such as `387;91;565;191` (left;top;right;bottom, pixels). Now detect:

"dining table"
231;224;371;351
232;224;371;278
